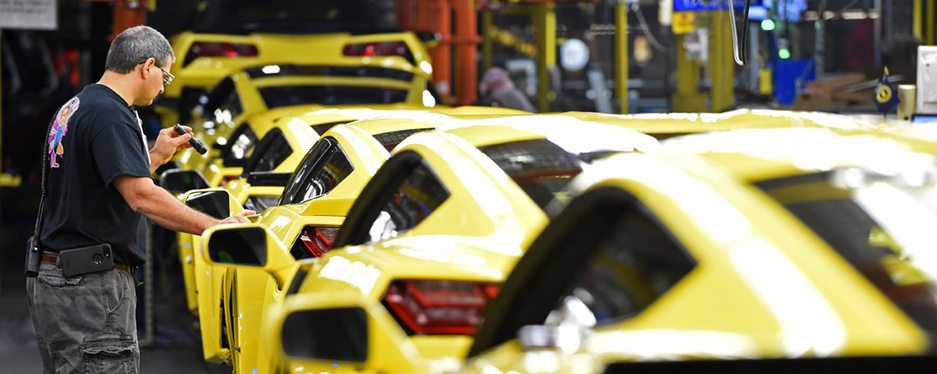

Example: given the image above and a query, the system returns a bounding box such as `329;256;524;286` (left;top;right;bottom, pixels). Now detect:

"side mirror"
160;169;210;194
180;189;233;219
261;293;382;372
206;225;267;266
201;223;295;288
282;308;368;363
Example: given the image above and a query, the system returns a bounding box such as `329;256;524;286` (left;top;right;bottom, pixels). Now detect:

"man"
26;25;253;373
478;67;536;112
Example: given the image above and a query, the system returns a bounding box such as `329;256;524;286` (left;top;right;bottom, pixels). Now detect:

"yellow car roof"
659;127;937;182
438;114;661;152
562;109;882;136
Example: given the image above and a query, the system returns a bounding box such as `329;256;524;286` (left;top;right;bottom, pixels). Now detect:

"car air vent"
372;128;433;151
246;171;292;186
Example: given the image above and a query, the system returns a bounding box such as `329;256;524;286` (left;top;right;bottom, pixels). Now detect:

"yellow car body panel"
177;117;319;312
462;127;936;373
175;188;246;362
160;31;432;126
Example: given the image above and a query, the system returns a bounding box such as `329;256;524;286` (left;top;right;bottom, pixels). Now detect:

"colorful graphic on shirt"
48;97;80;168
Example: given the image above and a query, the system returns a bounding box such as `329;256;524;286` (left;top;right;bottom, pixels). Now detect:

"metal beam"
672;34;707;112
534;2;555;112
929;0;936;45
0;29;18;188
482;9;494;71
615;1;628;114
710;10;734;112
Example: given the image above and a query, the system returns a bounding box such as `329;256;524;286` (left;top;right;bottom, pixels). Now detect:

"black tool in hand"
173;124;208;155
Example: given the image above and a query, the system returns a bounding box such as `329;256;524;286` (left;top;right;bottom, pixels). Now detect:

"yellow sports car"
157;0;433;127
459;127;937;373
174;107;527;316
184;111;463;364
170;62;428;177
173;114;320;312
199;116;661;373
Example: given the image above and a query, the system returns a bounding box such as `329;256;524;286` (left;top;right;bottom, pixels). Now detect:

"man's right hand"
220;210;256;225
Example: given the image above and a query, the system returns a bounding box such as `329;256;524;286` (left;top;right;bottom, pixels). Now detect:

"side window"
278;137;353;205
202;77;234;115
244;129;292;174
222;123;257;167
219;86;243;120
366;161;449;243
556;208;695;325
203;77;242;123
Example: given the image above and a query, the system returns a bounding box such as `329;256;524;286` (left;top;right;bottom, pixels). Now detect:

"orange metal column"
397;0;479;105
453;0;479;105
398;0;453;100
109;0;149;40
433;1;454;100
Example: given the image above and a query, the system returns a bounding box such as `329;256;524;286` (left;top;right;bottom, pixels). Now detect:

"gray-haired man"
27;25;253;373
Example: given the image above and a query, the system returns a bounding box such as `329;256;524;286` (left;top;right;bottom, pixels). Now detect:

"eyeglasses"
157;66;174;87
137;58;174;87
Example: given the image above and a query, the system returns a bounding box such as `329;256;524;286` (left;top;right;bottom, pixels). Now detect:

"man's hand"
149;125;192;172
220;210;257;225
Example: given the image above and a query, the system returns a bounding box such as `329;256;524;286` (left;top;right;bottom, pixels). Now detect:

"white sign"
0;0;57;30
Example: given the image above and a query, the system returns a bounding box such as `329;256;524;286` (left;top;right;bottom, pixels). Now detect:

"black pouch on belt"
25;236;41;277
59;244;115;277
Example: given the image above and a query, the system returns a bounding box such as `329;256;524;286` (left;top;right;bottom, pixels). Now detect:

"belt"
40;251;137;275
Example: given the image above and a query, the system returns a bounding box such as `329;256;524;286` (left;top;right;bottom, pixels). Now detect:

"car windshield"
756;170;937;333
188;0;395;34
259;86;409;109
479;139;621;210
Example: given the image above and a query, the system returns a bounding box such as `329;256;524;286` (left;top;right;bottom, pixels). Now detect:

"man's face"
136;59;173;106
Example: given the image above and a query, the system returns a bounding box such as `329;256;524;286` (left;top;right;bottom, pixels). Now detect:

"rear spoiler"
244;64;415;82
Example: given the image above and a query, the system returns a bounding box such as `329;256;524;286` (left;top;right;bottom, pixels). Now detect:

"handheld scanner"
173;124;208;155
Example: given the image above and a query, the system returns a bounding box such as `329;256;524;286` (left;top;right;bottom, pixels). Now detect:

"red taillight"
384;280;500;335
298;226;338;258
343;41;410;58
184;42;259;66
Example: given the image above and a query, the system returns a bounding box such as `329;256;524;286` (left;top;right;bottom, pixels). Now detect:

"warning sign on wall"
0;0;57;30
672;11;695;35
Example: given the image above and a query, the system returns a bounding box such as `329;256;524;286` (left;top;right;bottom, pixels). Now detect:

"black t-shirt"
39;84;151;266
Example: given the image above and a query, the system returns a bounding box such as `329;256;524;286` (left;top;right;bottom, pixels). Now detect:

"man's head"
104;25;175;106
479;67;514;97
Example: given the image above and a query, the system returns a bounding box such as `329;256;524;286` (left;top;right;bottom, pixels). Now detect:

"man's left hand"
150;125;192;168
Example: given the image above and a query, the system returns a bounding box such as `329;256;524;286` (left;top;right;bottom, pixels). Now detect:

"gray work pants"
26;263;139;373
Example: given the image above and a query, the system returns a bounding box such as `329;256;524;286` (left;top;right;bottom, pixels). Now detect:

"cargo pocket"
81;338;138;374
36;265;82;287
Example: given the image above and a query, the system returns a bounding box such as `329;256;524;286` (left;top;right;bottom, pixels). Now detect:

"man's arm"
114;175;252;234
